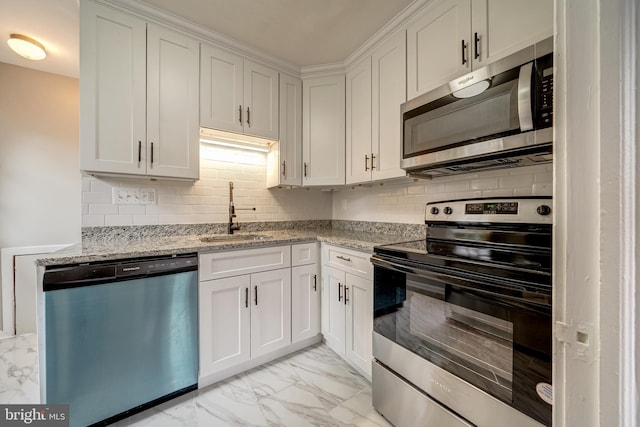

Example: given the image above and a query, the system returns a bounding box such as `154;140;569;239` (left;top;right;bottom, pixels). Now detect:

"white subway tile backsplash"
82;155;552;227
499;173;534;189
82;156;333;226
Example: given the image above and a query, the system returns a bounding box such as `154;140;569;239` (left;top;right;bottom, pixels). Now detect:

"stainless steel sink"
199;233;268;243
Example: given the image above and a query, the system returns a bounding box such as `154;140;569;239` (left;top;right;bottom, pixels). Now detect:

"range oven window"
373;262;552;426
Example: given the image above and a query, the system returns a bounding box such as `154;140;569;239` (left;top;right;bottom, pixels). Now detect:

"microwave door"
404;71;522;158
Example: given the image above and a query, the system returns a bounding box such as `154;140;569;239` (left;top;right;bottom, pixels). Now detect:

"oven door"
372;255;551;427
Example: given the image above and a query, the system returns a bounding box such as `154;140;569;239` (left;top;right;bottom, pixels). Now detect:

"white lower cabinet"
199;243;320;386
199;274;251;376
321;244;373;379
291;243;320;343
250;268;292;358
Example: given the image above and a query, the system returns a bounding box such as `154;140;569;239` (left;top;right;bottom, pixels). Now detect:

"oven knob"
443;207;453;215
536;205;552;216
430;207;439;215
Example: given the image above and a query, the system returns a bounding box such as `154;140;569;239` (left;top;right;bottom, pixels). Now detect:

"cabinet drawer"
292;242;318;267
200;245;291;281
321;244;372;280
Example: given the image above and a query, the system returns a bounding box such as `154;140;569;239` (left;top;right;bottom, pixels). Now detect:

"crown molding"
98;0;302;77
343;0;432;68
300;62;346;79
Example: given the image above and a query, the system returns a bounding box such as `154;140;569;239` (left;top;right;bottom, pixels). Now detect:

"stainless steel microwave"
401;37;553;178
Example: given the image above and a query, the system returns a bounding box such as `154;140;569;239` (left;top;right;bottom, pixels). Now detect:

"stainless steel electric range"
371;197;552;427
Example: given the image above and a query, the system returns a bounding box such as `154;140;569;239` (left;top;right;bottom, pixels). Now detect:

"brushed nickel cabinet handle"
365;154;370;171
338;283;342;302
337;255;351;262
246;107;251;126
313;274;317;291
371;153;376;170
254;285;258;305
239;105;243;124
344;286;349;305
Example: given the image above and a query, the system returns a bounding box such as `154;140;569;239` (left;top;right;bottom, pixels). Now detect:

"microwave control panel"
535;53;553;129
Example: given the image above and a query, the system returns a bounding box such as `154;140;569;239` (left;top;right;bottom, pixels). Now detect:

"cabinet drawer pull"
371;153;376;170
245;287;249;308
246;107;251;126
313;274;317;291
337;255;352;262
344;286;349;305
239;105;243;124
304;162;308;178
138;140;142;164
365;154;370;171
150;142;154;164
254;285;258;305
474;32;480;60
461;39;468;65
282;160;286;177
338;283;342;302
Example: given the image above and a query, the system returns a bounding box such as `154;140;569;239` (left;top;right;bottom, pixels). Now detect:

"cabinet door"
372;31;407;182
291;264;320;343
346;57;373;185
345;273;373;379
471;0;553;66
244;60;279;140
250;269;292;358
322;265;346;356
80;0;146;176
200;44;244;134
277;74;303;186
199;275;251;378
146;24;200;179
302;75;346;186
407;0;471;99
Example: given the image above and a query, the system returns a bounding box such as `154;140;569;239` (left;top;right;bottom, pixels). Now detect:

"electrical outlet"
112;187;157;205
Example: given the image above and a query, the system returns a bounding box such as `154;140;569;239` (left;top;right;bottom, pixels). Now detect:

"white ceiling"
0;0;415;79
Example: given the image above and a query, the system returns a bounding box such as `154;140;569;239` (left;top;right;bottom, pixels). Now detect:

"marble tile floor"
0;334;391;427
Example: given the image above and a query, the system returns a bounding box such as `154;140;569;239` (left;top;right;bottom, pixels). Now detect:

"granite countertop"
36;224;424;266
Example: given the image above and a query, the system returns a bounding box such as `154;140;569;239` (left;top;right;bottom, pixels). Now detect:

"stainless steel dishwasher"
41;253;198;427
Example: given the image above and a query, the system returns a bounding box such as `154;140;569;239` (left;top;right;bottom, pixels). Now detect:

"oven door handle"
371;255;551;309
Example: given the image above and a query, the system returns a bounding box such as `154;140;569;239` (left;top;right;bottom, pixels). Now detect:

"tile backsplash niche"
82;145;333;227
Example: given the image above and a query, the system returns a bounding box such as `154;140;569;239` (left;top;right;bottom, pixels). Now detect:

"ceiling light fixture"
7;34;47;60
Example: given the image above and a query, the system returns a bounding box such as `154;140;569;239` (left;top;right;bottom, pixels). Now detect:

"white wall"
333;164;552;223
555;0;639;425
82;144;333;226
0;62;81;247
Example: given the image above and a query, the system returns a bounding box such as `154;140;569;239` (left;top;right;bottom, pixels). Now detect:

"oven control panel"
426;198;553;224
464;201;518;215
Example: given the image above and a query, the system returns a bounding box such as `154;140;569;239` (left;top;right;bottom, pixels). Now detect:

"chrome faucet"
228;182;255;234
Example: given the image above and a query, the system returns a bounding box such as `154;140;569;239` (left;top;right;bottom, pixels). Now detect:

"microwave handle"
517;62;534;131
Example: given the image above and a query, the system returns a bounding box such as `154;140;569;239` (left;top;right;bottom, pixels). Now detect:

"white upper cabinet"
346;57;372;185
302;75;346;186
267;74;302;188
200;44;279;140
80;0;199;179
371;31;407;182
471;0;554;66
407;0;553;99
407;0;471;100
146;24;200;179
346;31;407;185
